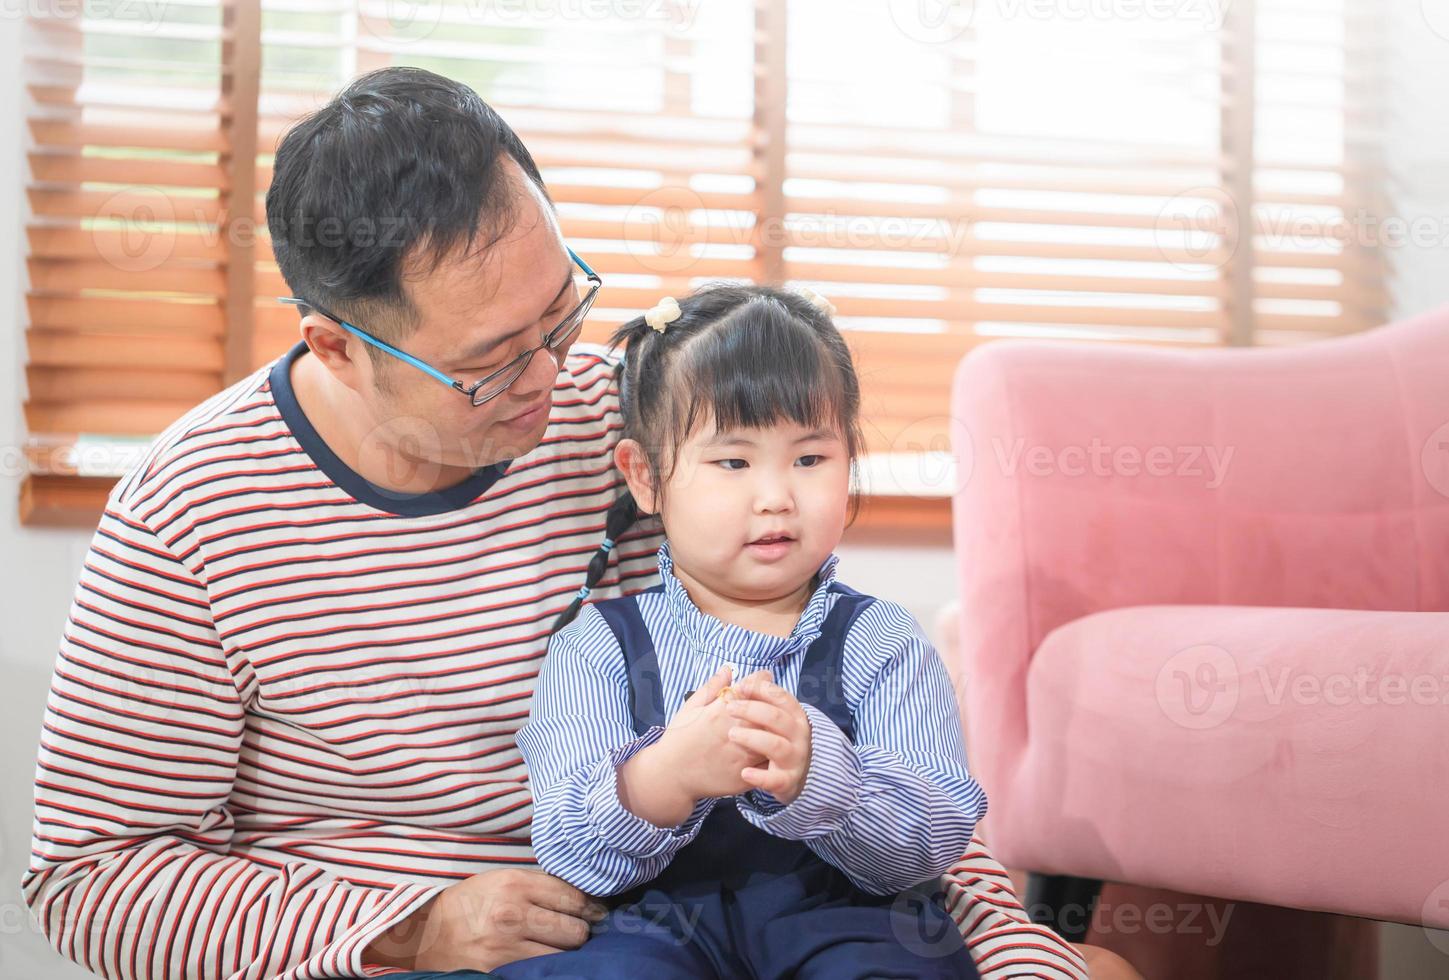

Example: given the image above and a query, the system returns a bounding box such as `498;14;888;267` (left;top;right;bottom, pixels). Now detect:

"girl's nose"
754;476;795;513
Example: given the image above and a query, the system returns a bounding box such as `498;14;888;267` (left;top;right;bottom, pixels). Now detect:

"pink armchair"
947;306;1449;942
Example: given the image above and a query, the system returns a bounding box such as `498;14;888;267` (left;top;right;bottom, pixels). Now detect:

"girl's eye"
715;459;748;471
797;455;824;467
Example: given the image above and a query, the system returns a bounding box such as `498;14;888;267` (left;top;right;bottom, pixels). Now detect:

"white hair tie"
794;285;837;318
645;296;682;333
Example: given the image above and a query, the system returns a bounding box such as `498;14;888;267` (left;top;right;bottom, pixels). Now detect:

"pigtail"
550;490;640;635
550;352;648;636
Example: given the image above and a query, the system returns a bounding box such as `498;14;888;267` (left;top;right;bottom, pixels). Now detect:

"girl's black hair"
549;283;865;635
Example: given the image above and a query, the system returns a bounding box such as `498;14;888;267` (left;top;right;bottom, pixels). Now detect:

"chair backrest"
948;306;1449;787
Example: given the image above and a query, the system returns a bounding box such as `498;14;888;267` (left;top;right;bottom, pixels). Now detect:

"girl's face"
617;417;851;606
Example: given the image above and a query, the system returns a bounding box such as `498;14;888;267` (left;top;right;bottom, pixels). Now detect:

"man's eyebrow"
704;428;839;447
459;267;574;363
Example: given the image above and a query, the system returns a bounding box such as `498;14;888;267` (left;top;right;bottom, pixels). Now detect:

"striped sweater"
21;340;1088;980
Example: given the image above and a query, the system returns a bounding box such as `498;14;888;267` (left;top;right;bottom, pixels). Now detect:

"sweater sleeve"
942;832;1091;980
515;603;714;897
20;498;439;980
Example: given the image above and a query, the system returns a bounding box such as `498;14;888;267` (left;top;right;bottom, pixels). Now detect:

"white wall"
1368;8;1449;976
0;9;103;976
0;4;1445;977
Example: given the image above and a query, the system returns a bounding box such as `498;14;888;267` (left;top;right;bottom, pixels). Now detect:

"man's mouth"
503;397;550;423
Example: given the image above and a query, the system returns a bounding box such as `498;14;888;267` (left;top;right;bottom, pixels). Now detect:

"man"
21;68;1091;979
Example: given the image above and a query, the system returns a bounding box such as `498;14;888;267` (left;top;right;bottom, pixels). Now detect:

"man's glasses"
278;247;602;407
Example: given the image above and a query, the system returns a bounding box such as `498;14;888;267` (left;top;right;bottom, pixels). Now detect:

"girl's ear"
613;438;659;515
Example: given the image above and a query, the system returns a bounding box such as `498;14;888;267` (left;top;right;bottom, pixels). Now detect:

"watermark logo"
1421;421;1449;499
874;415;974;498
890;882;971;958
1156;644;1239;730
888;0;978;44
1154;185;1240;273
1423;0;1449;42
94;187;177;274
622;186;713;275
363;0;446;45
1423;878;1449;955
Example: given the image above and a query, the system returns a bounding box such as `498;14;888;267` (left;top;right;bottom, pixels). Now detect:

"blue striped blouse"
516;540;988;898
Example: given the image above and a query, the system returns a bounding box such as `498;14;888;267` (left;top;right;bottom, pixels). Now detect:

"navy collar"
269;341;513;517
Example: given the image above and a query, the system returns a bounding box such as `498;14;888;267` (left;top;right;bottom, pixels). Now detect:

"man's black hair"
265;66;552;351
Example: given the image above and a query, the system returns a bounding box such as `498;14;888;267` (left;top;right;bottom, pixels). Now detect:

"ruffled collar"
655;539;842;666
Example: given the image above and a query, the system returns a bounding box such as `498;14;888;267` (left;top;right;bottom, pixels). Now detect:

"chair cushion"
991;603;1449;927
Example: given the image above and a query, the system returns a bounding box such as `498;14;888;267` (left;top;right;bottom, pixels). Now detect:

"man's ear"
613;438;659;515
300;312;370;394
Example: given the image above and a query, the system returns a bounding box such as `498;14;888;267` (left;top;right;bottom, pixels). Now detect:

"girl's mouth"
746;534;795;560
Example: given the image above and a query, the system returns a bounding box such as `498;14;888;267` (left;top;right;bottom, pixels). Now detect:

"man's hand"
725;674;813;804
362;868;607;972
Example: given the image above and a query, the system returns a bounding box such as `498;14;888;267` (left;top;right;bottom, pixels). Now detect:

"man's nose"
512;342;563;397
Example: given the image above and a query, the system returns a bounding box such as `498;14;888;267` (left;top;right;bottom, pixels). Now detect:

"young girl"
497;284;987;979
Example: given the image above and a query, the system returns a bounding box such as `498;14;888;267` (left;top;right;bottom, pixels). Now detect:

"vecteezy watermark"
1155;186;1449;272
360;0;702;47
861;428;1232;499
2;0;171;27
1026;897;1236;945
346;413;615;497
887;0;1230;43
255;660;443;717
1254;666;1449;709
621;186;973;276
3;437;151;480
1158;645;1449;731
994;0;1229;28
1156;644;1240;730
83;190;426;275
480;0;701;29
589;899;704;941
992;437;1235;488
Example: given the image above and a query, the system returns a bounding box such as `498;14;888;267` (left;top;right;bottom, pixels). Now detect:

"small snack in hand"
716;686;736;703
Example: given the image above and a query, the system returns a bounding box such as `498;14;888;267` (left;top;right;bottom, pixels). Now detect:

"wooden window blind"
251;0;761;367
18;0;1390;529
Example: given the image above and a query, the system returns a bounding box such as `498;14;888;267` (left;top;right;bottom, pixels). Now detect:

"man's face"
358;158;580;473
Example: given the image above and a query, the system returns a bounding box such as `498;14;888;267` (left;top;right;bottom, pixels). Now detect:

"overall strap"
591;586;666;737
796;584;876;743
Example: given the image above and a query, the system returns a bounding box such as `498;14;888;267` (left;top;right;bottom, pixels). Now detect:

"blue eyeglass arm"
275;247;599;393
275;296;460;388
567;246;599;281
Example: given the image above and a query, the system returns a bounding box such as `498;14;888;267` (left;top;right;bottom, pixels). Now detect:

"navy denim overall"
482;584;980;980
